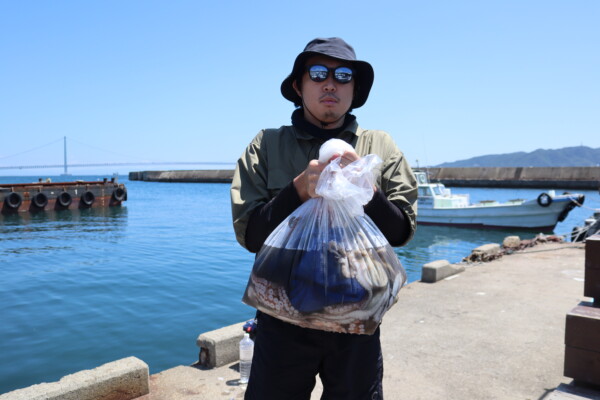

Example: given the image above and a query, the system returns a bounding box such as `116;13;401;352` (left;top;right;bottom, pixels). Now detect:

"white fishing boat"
415;171;585;231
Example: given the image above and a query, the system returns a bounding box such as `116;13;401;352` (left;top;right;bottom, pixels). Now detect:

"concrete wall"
129;167;600;189
129;170;234;183
426;167;600;189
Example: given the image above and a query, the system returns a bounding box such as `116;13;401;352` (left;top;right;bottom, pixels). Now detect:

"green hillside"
436;146;600;168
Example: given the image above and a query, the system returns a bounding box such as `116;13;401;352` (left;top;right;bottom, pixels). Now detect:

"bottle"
239;332;254;384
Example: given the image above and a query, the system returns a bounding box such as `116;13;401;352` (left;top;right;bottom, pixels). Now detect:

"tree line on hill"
435;146;600;168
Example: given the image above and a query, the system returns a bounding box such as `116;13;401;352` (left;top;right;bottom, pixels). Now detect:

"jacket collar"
290;108;362;141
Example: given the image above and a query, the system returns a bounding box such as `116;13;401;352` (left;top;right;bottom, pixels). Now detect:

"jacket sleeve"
231;130;303;251
230;130;270;250
364;189;412;247
379;149;418;245
358;130;418;246
244;182;302;253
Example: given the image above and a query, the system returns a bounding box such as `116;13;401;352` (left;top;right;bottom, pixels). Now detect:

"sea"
1;174;598;394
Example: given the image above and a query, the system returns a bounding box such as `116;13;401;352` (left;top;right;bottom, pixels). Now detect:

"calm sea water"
1;174;598;393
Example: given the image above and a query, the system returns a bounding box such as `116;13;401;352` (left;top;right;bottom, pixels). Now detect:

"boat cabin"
414;171;470;208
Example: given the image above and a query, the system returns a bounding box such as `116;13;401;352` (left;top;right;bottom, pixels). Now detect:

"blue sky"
1;1;598;175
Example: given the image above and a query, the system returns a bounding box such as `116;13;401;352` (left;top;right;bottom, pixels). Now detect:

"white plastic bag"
242;140;406;335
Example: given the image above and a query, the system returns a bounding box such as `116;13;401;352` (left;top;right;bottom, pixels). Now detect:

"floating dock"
1;178;127;214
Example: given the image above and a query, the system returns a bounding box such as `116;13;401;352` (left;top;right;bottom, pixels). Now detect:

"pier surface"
134;241;600;400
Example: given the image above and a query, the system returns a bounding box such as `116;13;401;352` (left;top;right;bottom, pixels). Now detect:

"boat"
1;177;127;215
414;171;584;231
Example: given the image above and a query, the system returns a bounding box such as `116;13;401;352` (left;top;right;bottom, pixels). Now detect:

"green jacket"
230;119;418;250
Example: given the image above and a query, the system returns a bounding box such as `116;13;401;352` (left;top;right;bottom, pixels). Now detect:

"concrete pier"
128;167;600;189
134;239;599;400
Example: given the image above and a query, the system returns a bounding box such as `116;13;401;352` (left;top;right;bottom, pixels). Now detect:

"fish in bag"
242;139;407;334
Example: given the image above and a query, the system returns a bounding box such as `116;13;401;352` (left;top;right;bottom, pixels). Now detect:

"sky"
1;1;599;176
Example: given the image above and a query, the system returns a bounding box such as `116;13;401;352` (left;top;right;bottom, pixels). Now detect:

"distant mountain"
435;146;600;168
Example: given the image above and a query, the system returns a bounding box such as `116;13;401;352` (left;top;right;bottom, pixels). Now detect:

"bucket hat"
281;37;374;109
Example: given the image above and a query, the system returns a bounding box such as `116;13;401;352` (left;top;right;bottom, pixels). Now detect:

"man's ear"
292;80;302;98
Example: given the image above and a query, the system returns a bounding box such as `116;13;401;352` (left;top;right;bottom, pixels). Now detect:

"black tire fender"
57;191;72;208
32;192;48;208
112;187;126;202
4;192;22;209
81;191;95;206
537;193;552;207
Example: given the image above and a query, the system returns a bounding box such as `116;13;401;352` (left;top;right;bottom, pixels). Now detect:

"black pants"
244;313;383;400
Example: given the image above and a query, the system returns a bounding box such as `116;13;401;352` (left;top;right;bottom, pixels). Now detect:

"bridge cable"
0;137;63;161
66;137;161;163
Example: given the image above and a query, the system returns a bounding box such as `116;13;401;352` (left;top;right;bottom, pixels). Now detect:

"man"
231;37;417;400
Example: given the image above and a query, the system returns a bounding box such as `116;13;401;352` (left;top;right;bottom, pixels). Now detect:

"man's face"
293;55;355;129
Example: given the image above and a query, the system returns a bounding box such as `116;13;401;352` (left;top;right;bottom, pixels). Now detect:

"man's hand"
293;150;364;202
293;159;326;202
332;151;378;193
331;150;360;167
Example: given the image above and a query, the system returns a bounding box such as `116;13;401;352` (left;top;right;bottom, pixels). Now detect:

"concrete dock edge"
421;259;465;283
196;322;246;368
0;357;149;400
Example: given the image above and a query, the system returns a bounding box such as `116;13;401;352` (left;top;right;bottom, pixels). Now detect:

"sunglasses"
307;64;354;84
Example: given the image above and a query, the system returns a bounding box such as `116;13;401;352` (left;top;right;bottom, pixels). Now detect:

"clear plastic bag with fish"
242;139;407;335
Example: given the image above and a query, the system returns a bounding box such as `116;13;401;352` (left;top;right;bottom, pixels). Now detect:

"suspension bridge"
0;137;232;174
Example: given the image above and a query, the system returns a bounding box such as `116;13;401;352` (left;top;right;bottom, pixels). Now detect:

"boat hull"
417;196;579;232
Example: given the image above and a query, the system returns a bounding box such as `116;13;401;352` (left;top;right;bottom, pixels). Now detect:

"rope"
569;197;600;212
516;244;585;254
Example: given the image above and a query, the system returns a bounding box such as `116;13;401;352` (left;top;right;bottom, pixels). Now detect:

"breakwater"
128;169;234;183
129;167;600;190
426;166;600;190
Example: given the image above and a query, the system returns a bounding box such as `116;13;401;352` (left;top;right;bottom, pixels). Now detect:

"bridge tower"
61;136;71;176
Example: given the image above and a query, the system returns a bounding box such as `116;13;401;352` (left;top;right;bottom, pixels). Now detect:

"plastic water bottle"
239;332;254;384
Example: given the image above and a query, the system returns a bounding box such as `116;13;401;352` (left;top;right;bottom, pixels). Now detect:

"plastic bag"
242;141;407;335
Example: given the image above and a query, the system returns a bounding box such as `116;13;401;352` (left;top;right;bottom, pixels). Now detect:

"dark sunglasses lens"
308;65;329;82
334;67;353;83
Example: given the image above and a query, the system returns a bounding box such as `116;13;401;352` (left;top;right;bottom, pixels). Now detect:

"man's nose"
322;76;337;91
